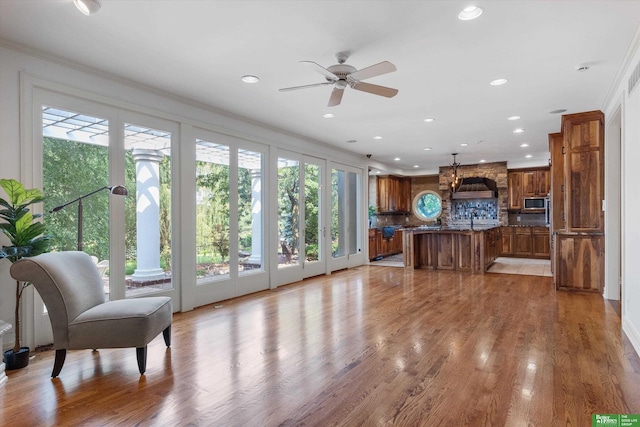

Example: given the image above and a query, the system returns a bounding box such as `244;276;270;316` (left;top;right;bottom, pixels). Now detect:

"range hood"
451;177;498;199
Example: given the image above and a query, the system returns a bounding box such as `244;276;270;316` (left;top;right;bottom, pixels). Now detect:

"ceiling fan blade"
351;82;398;98
328;87;344;107
349;61;396;81
301;61;338;80
279;82;333;92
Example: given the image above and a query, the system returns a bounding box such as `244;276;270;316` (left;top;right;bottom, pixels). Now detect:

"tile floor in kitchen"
487;257;552;277
371;255;552;278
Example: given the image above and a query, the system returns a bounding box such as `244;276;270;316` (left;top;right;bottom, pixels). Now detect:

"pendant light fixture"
450;153;463;192
73;0;101;16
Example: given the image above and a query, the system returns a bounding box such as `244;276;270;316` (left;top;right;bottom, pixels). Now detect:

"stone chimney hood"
451;177;499;199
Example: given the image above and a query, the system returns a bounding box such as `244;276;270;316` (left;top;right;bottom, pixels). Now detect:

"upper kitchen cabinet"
508;171;522;210
376;175;411;213
523;169;550;197
562;110;604;232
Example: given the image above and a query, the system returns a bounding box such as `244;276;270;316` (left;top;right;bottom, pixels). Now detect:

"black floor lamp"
49;185;128;251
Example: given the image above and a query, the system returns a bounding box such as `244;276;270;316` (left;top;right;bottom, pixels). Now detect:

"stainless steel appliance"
523;197;546;211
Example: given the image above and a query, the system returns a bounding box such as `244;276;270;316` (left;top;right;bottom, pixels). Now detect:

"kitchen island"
403;226;500;273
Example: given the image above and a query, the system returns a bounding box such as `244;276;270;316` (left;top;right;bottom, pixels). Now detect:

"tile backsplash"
448;199;499;226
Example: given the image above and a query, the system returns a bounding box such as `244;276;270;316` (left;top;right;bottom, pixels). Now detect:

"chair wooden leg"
162;325;171;347
52;349;66;378
136;346;147;375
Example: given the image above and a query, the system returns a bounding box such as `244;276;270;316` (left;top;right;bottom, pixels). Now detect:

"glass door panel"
303;158;325;278
124;122;173;297
238;149;264;276
195;140;230;283
277;157;300;268
42;105;111;300
330;165;364;271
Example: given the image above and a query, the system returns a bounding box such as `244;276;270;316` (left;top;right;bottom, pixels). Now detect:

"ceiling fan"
279;52;398;107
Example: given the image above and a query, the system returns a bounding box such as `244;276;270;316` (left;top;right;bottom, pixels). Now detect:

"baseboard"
622;316;640;358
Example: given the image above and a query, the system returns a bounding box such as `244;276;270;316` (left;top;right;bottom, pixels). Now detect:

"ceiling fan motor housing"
327;64;357;81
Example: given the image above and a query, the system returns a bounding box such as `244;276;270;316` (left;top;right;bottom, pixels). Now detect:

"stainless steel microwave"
523;197;546;210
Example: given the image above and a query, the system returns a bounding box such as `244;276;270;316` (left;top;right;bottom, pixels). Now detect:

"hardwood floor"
2;266;640;426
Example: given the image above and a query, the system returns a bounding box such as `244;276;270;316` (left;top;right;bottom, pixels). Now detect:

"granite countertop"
403;225;500;232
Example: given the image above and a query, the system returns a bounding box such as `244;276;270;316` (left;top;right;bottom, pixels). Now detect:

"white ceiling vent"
628;61;640;94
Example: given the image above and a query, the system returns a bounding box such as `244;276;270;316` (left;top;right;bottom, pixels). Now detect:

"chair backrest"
10;251;107;348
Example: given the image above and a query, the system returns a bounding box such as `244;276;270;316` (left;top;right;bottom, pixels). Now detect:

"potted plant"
0;179;50;370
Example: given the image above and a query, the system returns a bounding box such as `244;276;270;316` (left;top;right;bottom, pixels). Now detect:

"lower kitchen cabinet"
554;233;604;292
500;226;550;259
500;227;513;255
532;227;551;257
369;228;403;260
514;228;533;256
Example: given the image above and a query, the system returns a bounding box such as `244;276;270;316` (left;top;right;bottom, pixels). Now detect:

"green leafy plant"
0;179;51;353
368;205;377;217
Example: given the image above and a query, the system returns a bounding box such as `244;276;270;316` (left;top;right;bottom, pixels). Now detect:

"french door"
274;152;326;286
192;128;269;304
329;163;364;272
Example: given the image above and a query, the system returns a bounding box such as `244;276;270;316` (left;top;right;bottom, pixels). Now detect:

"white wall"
0;44;368;350
604;25;640;355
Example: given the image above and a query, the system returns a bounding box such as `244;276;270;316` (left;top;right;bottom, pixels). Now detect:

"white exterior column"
132;149;165;281
0;321;11;386
246;169;262;266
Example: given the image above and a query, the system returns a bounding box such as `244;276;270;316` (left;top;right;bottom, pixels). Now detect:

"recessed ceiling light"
322;113;335;118
346;140;357;144
460;143;469;147
424;118;436;123
458;5;483;20
394;157;401;161
507;115;521;121
73;0;101;15
376;171;381;174
513;128;525;134
413;165;419;168
490;78;508;86
423;147;432;151
479;159;486;163
520;143;529;148
241;75;260;83
525;154;533;158
550;109;567;114
373;136;383;140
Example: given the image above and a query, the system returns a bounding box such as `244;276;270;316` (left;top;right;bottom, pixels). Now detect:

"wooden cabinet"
368;229;381;260
500;226;514;256
523;169;550;197
369;228;403;260
562;111;604;233
551;110;605;292
549;132;565;232
509;168;549;210
500;226;550;259
555;234;604;292
484;228;499;268
376;176;411;213
532;227;550;257
508;172;522;210
514;228;533;256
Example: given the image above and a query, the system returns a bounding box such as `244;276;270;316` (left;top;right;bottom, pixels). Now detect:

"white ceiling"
1;1;640;174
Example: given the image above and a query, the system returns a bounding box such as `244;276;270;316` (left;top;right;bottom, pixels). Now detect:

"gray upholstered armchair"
10;251;172;377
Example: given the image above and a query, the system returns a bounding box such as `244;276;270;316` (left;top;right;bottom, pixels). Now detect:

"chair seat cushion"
67;296;172;349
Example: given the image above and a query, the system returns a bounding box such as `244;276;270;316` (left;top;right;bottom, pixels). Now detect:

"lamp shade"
73;0;101;16
109;185;128;196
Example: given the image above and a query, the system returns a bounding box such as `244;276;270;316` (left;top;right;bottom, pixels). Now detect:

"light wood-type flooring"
2;266;639;426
